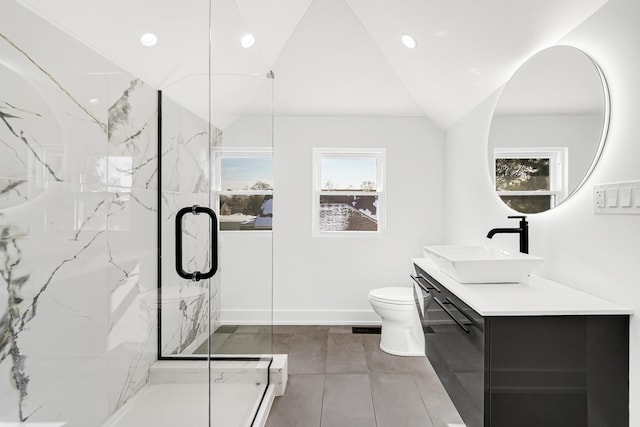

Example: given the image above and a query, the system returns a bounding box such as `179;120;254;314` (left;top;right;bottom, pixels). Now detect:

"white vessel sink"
423;245;543;284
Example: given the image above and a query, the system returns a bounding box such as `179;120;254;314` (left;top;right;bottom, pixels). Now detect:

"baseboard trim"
220;309;381;325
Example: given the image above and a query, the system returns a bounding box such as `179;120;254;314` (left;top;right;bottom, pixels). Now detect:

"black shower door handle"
175;205;218;281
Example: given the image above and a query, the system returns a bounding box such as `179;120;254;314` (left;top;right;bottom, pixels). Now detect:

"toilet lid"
369;287;414;305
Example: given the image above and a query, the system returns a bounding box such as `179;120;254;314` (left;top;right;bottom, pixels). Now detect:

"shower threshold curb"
102;355;287;427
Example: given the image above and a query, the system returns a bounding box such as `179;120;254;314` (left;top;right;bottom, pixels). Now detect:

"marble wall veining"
0;1;165;425
159;95;221;357
105;73;159;416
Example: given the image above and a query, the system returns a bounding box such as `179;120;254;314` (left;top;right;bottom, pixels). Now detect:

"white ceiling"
19;0;609;130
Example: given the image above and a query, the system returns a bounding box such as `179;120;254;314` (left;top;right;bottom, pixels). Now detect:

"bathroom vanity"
412;258;631;427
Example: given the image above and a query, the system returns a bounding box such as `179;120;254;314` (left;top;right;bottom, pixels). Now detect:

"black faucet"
486;215;529;254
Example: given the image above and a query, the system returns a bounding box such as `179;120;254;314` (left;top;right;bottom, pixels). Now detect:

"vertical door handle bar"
175;205;218;281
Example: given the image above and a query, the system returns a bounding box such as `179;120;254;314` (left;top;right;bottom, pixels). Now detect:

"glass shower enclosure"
157;72;275;425
0;0;274;425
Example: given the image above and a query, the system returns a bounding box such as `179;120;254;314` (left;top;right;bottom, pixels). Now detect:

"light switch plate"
606;189;618;207
620;188;632;207
594;189;606;208
594;181;640;214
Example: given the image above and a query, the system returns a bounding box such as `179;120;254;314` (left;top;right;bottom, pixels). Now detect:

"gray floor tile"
235;325;272;334
265;326;465;427
321;374;376;427
273;325;331;334
325;333;368;374
370;374;433;427
287;333;328;374
211;331;272;354
328;326;352;334
193;326;274;355
361;334;430;375
273;332;295;355
266;374;325;427
215;325;238;334
193;333;232;354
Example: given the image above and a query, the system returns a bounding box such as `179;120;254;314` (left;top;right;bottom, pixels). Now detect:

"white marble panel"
160;96;213;194
0;63;65;183
0;178;43;209
0;2;110;190
0;182;110;425
1;3;160;425
106;188;158;414
107;74;159;191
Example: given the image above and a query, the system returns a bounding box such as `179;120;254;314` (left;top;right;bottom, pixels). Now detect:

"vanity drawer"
412;266;486;427
413;265;484;331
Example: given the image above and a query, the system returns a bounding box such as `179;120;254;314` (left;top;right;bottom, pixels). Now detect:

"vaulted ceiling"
19;0;608;129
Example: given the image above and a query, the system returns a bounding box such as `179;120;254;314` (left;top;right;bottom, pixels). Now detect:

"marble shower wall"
105;74;159;415
0;1;158;425
160;95;221;356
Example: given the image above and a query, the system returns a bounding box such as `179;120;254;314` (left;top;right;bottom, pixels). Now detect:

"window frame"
312;148;386;238
492;147;568;210
214;147;273;232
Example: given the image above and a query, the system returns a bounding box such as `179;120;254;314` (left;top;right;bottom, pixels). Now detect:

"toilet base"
368;287;425;357
378;323;425;357
379;342;425;357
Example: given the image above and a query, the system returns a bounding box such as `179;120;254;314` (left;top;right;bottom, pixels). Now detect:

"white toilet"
368;287;425;356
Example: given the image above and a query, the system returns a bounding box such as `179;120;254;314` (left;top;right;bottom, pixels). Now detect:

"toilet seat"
368;287;414;305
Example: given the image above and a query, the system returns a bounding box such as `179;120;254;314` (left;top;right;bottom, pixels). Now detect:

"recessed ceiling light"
241;34;255;49
88;98;99;105
140;33;158;47
401;34;417;49
436;30;448;37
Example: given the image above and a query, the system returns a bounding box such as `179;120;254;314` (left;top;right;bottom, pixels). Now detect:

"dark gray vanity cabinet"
413;264;629;427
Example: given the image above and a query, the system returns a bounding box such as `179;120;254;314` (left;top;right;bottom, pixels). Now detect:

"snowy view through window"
219;156;273;230
316;151;384;233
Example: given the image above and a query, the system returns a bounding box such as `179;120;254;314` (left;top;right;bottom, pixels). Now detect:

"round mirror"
488;45;609;214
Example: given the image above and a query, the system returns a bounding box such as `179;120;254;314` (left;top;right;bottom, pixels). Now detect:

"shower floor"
103;383;273;427
103;357;287;427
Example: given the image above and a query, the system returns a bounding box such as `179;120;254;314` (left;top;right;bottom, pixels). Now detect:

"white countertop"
412;258;633;317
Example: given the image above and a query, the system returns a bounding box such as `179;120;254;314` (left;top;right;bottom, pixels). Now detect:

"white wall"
221;115;444;324
270;116;444;324
444;0;640;422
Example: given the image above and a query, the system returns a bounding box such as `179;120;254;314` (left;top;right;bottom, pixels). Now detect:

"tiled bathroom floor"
266;326;464;427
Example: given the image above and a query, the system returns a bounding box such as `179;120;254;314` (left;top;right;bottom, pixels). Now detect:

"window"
313;148;385;236
216;148;273;231
493;147;567;214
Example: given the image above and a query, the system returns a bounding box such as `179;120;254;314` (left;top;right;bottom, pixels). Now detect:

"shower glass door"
159;0;275;422
159;76;274;427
